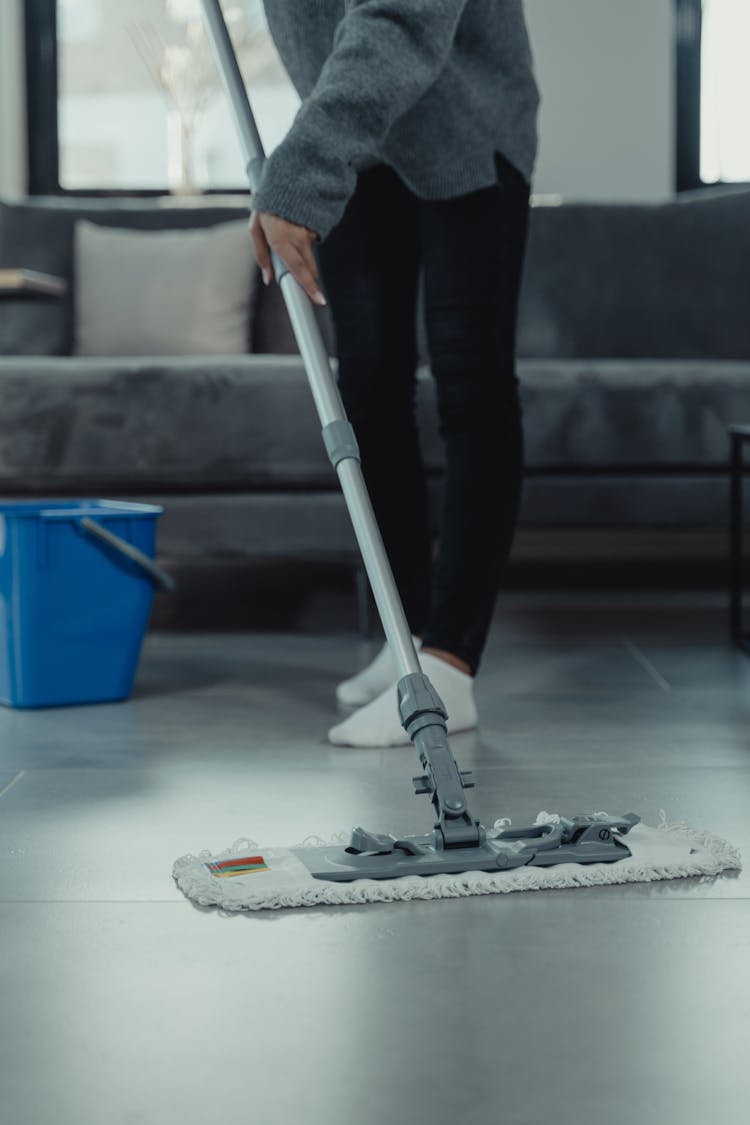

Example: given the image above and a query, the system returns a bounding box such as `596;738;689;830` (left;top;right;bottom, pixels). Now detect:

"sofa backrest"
0;194;340;359
517;189;750;360
0;196;254;356
2;188;749;361
264;189;750;362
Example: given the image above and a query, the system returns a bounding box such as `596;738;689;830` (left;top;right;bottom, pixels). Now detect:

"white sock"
336;635;422;706
328;652;477;747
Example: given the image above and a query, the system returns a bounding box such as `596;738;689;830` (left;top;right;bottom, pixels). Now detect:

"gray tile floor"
1;590;749;1125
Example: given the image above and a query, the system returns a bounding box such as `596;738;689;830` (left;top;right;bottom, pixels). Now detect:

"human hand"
249;210;327;306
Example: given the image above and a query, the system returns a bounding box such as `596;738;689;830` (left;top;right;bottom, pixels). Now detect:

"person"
249;0;540;747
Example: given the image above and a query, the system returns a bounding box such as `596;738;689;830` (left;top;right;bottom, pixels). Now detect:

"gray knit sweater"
252;0;540;242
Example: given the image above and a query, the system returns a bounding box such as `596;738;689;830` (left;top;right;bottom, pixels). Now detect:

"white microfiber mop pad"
173;811;742;912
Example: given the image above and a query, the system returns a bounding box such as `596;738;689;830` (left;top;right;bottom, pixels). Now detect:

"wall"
524;0;675;200
0;0;27;199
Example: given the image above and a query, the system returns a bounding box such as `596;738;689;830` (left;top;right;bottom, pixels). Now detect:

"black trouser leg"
317;164;433;635
317;152;531;673
416;152;531;674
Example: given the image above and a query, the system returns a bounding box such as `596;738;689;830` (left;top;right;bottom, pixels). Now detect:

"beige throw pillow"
73;219;257;356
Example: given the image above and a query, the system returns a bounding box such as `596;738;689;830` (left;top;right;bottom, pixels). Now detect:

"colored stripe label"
205;855;268;878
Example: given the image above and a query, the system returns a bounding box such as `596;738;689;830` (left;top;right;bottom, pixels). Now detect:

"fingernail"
313;291;327;306
262;268;271;286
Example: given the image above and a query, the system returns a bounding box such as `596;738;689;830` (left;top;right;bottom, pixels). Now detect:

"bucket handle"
79;516;175;592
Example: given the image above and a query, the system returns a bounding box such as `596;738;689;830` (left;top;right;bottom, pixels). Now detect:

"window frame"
675;0;702;192
24;0;750;197
23;0;250;198
25;0;60;195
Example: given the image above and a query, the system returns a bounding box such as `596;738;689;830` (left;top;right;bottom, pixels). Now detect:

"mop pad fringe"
173;810;742;912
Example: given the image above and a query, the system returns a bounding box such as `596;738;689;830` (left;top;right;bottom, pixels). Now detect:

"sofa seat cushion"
0;355;346;491
519;358;750;468
0;356;748;492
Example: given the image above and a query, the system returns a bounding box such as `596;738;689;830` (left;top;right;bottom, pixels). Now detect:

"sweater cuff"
251;149;348;244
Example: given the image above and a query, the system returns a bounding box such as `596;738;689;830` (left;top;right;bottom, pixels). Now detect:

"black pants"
317;151;531;675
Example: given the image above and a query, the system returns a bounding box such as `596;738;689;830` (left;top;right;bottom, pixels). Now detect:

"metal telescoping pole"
200;0;420;681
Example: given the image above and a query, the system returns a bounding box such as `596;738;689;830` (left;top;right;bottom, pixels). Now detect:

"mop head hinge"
413;770;475;795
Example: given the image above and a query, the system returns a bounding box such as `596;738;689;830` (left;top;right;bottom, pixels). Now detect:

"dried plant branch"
127;12;267;123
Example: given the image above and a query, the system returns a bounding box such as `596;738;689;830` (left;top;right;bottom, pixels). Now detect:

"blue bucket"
0;499;172;708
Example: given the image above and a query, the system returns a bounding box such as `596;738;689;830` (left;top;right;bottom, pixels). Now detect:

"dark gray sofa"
1;188;749;571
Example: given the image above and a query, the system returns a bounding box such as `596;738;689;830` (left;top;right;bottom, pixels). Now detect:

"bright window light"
700;0;750;183
56;0;299;192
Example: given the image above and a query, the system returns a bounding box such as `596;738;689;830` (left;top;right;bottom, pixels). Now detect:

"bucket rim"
0;499;164;519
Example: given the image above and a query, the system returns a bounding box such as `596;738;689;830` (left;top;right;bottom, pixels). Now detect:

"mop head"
173;811;742;912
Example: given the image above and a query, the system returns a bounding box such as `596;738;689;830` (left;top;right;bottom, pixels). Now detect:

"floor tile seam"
0;772;25;800
621;640;673;692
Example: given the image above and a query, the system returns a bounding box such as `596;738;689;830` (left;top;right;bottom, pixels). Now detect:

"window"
25;0;300;194
676;0;750;190
700;0;750;183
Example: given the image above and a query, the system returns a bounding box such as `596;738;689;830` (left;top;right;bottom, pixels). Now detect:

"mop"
173;0;742;911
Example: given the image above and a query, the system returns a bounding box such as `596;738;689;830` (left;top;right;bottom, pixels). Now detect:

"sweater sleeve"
251;0;469;242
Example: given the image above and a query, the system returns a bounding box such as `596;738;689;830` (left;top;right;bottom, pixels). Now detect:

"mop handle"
201;0;421;682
